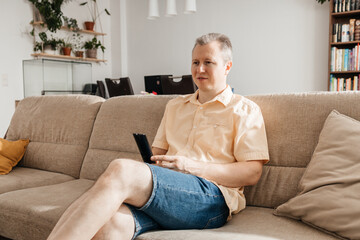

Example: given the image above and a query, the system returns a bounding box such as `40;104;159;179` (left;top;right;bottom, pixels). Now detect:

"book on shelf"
338;23;342;42
333;23;338;42
350;19;355;41
344;48;348;71
331;45;360;71
335;0;338;12
333;22;357;43
334;0;360;12
354;43;360;68
330;74;360;91
351;0;356;10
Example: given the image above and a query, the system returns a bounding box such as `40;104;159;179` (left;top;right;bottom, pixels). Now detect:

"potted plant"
72;33;85;58
62;16;80;31
28;0;64;32
59;38;73;56
80;0;110;31
83;37;105;59
34;32;62;55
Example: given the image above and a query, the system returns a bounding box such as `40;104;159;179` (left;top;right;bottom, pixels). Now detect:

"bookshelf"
328;0;360;91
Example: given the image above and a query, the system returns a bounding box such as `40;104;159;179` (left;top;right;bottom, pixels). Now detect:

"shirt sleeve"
152;102;169;150
234;104;270;163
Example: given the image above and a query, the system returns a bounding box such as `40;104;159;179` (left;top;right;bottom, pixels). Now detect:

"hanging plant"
28;0;65;32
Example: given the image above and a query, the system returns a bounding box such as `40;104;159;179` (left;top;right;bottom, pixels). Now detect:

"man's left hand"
151;155;195;173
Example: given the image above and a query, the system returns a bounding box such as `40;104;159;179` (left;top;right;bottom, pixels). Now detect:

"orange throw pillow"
0;138;29;175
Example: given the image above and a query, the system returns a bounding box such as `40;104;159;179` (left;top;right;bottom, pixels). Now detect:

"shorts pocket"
203;211;228;229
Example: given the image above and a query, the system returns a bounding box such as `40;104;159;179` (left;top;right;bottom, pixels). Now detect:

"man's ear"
225;61;232;75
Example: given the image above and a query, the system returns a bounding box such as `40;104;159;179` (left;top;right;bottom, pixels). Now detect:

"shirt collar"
186;85;233;107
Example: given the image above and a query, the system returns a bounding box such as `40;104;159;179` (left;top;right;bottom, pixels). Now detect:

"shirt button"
200;107;203;110
193;126;197;129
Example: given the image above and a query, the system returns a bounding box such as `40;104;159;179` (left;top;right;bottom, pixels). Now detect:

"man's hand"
151;155;199;174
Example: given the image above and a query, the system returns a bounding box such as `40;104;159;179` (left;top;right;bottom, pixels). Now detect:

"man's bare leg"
47;159;153;240
92;205;135;240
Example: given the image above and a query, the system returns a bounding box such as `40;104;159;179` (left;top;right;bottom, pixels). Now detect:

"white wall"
0;0;330;137
125;0;330;95
0;0;113;137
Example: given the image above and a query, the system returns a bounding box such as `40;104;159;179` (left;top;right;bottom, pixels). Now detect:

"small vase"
86;49;97;59
43;45;55;55
75;51;84;58
62;47;72;56
84;21;95;31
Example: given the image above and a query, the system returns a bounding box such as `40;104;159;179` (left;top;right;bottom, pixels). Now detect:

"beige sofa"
1;91;355;240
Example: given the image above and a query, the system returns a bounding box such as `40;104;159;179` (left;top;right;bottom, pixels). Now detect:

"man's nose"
198;64;205;72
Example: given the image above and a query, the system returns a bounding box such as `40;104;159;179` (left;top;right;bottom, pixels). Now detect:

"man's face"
191;41;232;94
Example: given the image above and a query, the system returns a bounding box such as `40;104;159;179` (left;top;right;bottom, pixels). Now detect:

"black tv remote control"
133;133;153;163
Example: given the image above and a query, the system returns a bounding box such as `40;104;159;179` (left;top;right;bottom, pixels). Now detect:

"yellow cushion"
0;138;30;175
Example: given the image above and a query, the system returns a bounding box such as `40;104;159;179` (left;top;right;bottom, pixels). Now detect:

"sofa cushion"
0;138;29;175
245;91;360;208
274;110;360;240
6;96;104;178
0;167;74;194
136;206;336;240
0;179;94;240
80;95;176;180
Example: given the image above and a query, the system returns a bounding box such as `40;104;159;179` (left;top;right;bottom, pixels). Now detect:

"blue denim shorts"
126;164;229;239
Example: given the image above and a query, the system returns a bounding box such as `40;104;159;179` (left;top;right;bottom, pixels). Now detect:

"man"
47;33;269;240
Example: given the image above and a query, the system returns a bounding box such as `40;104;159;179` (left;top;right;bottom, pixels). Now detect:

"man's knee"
99;159;149;188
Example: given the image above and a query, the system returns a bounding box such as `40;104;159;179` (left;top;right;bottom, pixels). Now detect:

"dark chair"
144;75;197;95
96;80;106;98
144;75;172;95
105;77;134;97
162;75;197;94
82;83;98;95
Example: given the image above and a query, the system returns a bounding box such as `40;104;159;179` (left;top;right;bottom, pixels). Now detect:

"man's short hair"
193;33;233;63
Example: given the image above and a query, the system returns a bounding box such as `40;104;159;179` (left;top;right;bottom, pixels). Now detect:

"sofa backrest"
245;91;360;208
80;95;176;180
6;95;104;178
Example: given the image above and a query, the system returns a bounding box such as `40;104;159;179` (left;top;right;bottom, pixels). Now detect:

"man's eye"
205;61;212;64
193;61;199;65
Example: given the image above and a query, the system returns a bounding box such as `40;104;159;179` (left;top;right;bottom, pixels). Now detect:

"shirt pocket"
196;121;233;158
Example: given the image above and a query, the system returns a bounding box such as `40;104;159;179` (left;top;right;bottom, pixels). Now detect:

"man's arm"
150;155;266;188
187;159;265;188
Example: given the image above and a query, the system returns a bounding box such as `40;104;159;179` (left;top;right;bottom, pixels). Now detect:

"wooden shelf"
330;71;360;74
331;9;360;17
32;21;106;36
331;40;360;46
31;53;106;63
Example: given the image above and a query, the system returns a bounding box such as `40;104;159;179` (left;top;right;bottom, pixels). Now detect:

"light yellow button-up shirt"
152;85;269;218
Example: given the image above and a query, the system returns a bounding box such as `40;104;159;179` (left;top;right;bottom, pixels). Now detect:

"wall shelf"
31;21;106;36
331;40;360;46
31;53;106;63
